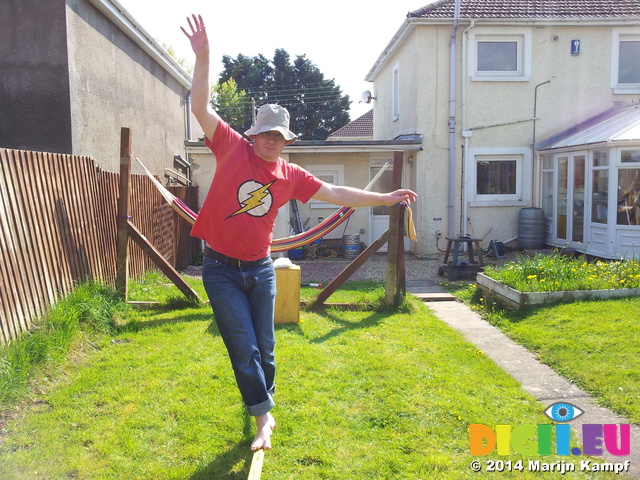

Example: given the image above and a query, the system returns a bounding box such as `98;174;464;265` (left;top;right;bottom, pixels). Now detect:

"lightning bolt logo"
228;180;276;218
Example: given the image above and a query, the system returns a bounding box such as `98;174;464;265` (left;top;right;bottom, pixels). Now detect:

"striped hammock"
133;155;390;252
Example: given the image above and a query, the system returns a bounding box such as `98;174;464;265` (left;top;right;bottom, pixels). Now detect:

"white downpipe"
447;0;462;237
461;20;475;237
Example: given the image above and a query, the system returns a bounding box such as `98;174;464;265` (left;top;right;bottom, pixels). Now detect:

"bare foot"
251;412;276;451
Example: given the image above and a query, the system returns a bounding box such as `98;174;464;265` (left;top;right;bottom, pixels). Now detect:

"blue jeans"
202;255;276;417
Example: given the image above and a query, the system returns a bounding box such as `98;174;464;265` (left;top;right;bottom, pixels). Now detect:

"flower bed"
477;253;640;309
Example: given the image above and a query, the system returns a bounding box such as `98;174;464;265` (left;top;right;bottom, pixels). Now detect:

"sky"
118;0;428;120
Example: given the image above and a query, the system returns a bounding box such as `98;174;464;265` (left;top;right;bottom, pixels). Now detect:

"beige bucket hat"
245;104;297;142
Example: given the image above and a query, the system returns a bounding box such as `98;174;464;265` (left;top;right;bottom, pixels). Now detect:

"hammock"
133;155;391;252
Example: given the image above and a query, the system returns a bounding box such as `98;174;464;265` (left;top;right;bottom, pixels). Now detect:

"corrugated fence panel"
0;149;199;344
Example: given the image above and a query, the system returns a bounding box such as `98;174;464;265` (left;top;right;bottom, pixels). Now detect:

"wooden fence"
0;148;199;344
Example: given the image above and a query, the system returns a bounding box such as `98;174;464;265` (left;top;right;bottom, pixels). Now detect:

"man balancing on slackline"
181;14;417;451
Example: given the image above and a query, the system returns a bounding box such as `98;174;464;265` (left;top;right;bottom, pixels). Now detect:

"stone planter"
476;273;640;309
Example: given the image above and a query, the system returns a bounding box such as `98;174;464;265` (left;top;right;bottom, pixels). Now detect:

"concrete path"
407;281;640;478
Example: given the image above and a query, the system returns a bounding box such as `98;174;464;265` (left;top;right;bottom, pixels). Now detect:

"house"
366;0;640;258
0;0;194;178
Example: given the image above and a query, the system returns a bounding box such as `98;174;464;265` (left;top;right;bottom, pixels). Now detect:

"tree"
210;78;250;132
162;43;193;74
219;49;351;140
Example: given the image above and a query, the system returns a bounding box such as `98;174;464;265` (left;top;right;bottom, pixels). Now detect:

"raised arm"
312;183;417;208
181;15;220;141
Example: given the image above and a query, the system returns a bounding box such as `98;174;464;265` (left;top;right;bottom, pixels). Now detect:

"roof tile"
409;0;640;19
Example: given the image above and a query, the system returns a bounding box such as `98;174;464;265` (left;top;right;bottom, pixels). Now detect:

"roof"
408;0;640;19
537;103;640;150
327;110;373;140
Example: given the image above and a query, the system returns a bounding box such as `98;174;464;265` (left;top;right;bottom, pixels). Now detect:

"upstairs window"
612;31;640;93
470;29;531;81
477;39;519;73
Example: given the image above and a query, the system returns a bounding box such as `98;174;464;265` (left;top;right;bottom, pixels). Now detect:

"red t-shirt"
191;121;323;260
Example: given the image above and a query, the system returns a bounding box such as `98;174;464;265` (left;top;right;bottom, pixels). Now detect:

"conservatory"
537;104;640;259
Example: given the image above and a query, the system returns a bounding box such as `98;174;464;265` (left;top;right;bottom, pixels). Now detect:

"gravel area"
181;249;527;286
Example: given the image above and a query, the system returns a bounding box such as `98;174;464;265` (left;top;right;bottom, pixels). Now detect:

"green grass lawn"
0;274;625;479
459;283;640;425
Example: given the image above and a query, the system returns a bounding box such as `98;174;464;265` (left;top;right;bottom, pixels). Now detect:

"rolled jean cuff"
246;394;275;417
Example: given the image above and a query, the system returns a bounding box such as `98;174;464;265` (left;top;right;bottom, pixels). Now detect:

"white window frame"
469;28;532;81
307;164;344;209
611;30;640;94
392;63;400;121
467;148;531;207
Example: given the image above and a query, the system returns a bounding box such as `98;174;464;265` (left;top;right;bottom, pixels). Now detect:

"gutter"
184;139;424;155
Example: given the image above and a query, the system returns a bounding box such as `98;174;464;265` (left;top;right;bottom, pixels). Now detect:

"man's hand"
181;14;209;59
181;14;219;141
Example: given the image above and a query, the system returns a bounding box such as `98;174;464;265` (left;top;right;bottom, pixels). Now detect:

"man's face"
252;131;289;162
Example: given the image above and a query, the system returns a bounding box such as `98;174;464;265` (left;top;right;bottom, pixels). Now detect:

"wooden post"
311;230;389;307
127;221;200;302
385;151;404;306
116;128;131;299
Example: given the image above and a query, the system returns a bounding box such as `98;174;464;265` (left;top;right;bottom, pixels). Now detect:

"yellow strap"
248;449;265;480
404;206;417;241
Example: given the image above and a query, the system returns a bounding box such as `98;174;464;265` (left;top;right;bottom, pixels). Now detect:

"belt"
204;247;265;268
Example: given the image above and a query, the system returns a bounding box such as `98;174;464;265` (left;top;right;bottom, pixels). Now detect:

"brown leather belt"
204;247;265;268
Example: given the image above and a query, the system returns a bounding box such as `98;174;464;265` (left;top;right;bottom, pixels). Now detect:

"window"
476;158;517;195
616;168;640;226
591;150;609;224
470;29;531;81
392;63;400;121
307;164;344;209
617;149;640;225
541;155;554;217
468;148;531;206
478;40;518;72
611;31;640;93
621;148;640;163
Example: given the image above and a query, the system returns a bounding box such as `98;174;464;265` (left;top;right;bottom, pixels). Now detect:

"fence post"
385;151;404;306
116;128;131;299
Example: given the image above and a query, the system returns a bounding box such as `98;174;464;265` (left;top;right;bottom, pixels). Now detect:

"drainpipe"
532;79;551;206
448;0;462;237
460;20;475;236
185;90;193;141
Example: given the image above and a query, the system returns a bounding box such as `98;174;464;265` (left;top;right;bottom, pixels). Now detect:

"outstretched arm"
312;183;417;208
181;15;219;141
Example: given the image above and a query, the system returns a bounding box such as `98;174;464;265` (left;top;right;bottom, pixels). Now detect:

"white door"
554;153;586;246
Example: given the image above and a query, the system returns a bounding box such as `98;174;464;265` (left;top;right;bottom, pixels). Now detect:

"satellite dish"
361;90;376;104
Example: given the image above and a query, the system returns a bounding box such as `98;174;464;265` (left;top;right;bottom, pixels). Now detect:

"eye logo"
544;402;584;422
